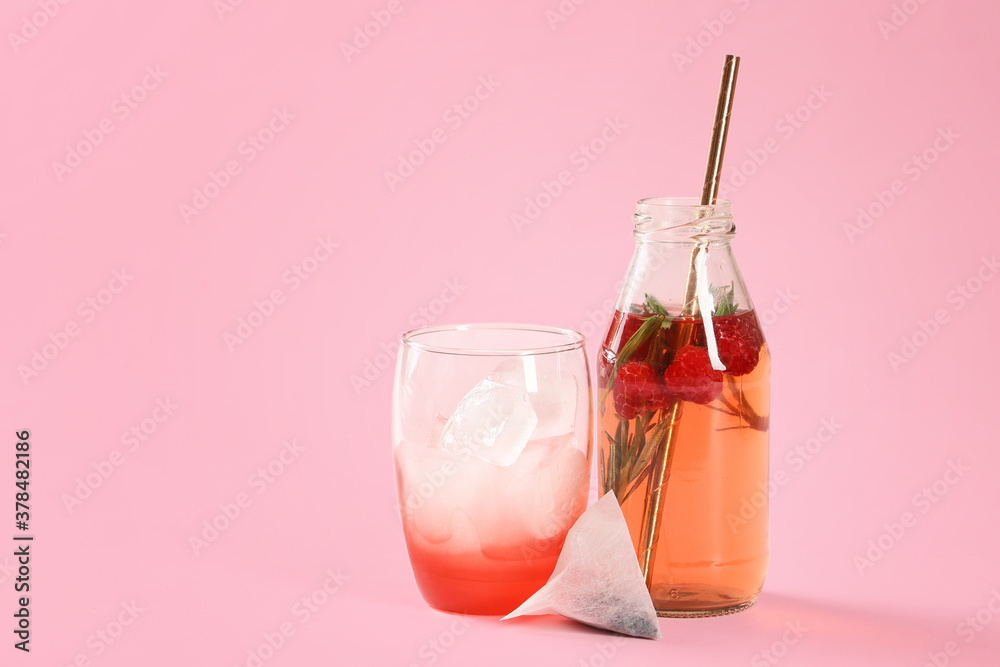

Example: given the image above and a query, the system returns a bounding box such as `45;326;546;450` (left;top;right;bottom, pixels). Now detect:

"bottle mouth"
633;197;735;242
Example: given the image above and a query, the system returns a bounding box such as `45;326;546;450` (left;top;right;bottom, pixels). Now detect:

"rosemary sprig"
600;313;664;402
711;282;738;317
603;294;675;397
644;293;671;317
703;377;768;432
604;401;682;503
600;295;767;504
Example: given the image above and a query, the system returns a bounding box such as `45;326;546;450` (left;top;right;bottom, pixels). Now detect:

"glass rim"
400;323;586;357
636;196;733;208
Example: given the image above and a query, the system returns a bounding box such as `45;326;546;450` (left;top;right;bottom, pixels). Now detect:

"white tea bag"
503;492;662;640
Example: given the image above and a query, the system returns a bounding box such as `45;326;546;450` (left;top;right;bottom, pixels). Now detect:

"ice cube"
396;441;460;544
441;375;538;467
449;509;483;554
425;414;449;449
531;446;590;541
488;358;528;386
444;457;526;559
486;358;577;439
469;435;589;560
411;498;454;544
505;434;589;541
528;373;578;440
400;439;506;548
474;437;558;561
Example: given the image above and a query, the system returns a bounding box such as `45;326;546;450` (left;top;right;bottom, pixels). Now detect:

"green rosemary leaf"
601;313;666;402
616;315;663;368
644;293;670;317
712;281;739;317
602;419;620;497
625;419;645;482
720;376;769;431
599;447;607;491
622;462;654;503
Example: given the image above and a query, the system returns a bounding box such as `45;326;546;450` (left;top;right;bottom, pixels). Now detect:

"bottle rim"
636;196;733;208
633;197;735;241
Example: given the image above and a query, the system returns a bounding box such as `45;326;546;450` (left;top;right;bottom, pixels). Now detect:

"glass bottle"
597;197;770;617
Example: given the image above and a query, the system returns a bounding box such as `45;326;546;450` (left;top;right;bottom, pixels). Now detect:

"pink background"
3;0;999;664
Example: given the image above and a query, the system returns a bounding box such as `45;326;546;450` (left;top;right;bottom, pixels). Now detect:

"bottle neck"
617;198;751;316
633;197;735;245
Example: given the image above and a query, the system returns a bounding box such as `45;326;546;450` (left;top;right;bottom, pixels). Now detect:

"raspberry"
613;361;668;419
663;346;723;405
713;311;763;376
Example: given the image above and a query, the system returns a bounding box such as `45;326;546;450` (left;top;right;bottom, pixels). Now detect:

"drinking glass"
393;324;593;615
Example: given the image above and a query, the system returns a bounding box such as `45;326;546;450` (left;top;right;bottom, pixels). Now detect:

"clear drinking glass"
393;324;593;615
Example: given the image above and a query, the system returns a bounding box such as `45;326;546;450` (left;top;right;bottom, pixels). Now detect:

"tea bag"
503;491;662;639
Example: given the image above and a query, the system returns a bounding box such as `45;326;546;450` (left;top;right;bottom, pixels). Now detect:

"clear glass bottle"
597;197;769;616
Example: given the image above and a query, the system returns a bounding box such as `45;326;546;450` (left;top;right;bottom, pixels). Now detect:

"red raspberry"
663;346;723;405
713;311;763;376
613;361;667;419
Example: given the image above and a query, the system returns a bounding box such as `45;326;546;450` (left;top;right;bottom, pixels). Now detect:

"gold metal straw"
701;55;740;206
637;55;741;593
